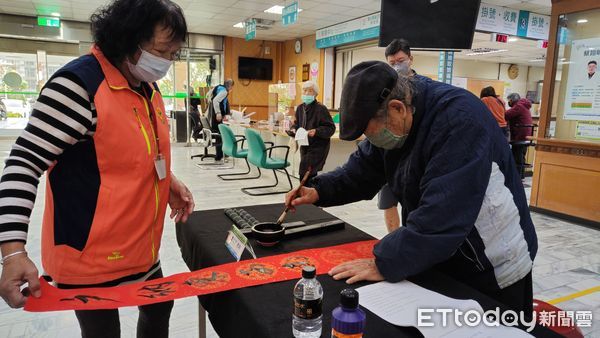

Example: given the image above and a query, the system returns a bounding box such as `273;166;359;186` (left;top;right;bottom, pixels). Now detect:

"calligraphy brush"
276;167;312;225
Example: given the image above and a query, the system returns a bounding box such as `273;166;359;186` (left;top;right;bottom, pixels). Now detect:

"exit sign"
37;16;60;27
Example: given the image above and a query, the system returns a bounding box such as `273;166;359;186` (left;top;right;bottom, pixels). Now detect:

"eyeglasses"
147;47;180;61
157;50;181;61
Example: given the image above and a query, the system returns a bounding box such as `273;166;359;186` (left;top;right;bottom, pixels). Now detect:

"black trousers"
489;271;533;319
511;144;528;179
437;249;533;318
72;269;174;338
211;126;223;160
214;142;224;160
299;144;330;181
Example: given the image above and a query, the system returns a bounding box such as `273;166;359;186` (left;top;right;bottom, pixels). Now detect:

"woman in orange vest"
0;0;194;336
480;86;509;140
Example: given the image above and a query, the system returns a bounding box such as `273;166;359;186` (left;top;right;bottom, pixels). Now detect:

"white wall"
527;66;546;92
334;47;547;109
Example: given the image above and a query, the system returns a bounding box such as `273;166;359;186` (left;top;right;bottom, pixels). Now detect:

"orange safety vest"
41;46;172;285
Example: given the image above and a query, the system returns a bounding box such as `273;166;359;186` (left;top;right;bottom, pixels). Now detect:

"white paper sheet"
356;281;533;338
294;127;309;146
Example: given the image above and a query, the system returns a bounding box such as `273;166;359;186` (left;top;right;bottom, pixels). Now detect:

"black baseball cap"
339;61;398;140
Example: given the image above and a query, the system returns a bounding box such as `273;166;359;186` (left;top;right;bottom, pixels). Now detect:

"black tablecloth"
176;204;559;338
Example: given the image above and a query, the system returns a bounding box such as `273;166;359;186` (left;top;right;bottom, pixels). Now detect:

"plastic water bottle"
331;289;366;338
293;266;323;338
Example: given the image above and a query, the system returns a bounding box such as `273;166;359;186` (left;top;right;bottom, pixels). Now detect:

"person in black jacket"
286;61;538;317
289;81;335;181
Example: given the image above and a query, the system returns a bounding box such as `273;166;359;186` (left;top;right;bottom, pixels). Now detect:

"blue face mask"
367;128;408;150
366;106;413;150
302;95;315;105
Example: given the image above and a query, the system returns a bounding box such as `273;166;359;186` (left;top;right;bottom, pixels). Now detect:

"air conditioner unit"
253;18;275;30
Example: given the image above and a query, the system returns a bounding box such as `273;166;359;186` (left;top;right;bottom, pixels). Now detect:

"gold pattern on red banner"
356;242;376;258
236;263;278;280
24;240;377;312
184;271;231;290
319;249;358;265
280;255;319;272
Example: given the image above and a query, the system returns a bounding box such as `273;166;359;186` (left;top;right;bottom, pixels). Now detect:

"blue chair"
241;128;293;196
217;124;261;181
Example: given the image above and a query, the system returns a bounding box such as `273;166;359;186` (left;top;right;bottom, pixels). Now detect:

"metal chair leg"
191;147;216;160
241;168;293;196
217;158;261;181
282;168;293;191
196;161;235;170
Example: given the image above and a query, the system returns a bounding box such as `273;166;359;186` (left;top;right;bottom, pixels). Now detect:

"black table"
176;204;559;338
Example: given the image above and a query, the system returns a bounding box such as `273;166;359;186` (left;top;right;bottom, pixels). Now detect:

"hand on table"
169;174;195;223
328;258;384;284
284;186;319;212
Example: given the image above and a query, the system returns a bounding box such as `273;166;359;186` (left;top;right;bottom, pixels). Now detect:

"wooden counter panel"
531;150;600;222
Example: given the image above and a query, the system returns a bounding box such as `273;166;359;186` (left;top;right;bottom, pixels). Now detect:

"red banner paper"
24;240;377;312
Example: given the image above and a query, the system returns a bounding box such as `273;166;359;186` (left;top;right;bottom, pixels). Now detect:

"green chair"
217;124;261;181
241;128;293;196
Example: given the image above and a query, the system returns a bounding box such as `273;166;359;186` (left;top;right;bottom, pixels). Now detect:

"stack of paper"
357;281;534;338
295;127;309;146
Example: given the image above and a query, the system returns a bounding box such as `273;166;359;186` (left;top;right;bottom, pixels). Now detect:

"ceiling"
0;0;552;65
428;31;549;66
362;30;550;66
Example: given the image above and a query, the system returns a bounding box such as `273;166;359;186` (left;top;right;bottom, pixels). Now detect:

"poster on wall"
310;62;319;81
563;38;600;121
451;77;468;89
289;66;296;83
576;121;600;140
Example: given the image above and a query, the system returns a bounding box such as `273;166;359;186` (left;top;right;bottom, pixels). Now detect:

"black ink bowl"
251;222;285;247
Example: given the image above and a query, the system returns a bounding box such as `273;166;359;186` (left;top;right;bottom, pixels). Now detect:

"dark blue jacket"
312;75;537;290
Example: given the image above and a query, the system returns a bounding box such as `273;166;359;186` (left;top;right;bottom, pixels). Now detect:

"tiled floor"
0;140;598;337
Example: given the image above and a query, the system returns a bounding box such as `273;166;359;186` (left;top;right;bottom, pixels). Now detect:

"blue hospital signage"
245;19;256;41
476;2;550;40
282;2;298;27
316;13;380;49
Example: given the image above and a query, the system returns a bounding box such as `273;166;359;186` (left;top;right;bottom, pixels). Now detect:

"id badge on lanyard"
154;154;167;180
143;86;167;181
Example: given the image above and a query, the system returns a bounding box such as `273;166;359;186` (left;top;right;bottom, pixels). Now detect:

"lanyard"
141;85;161;155
302;105;308;129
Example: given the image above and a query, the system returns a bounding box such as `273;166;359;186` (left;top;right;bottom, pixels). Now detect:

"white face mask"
392;61;411;75
126;48;172;83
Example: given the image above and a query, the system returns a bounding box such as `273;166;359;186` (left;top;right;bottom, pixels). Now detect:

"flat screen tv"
238;57;273;80
379;0;481;50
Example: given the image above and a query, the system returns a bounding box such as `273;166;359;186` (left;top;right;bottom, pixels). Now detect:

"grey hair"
374;74;417;119
302;80;319;95
507;93;520;102
224;78;235;89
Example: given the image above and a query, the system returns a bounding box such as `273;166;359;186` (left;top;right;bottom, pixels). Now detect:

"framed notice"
302;63;310;82
289;66;297;83
563;38;600;121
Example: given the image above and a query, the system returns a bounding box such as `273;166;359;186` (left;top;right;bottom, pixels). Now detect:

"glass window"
47;55;77;78
0;52;38;128
549;8;600;143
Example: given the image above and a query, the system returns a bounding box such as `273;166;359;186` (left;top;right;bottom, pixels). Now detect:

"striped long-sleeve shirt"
0;73;96;243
